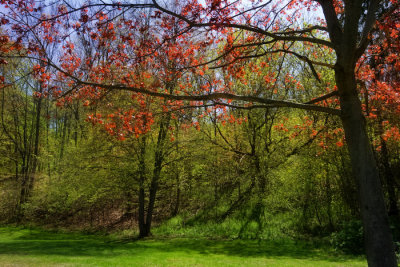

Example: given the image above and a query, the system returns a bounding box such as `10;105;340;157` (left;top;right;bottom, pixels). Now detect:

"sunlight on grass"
0;227;366;266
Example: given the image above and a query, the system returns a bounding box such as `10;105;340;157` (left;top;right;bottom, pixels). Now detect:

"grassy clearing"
0;226;365;266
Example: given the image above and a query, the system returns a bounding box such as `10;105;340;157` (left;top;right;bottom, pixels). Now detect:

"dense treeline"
1;52;399;254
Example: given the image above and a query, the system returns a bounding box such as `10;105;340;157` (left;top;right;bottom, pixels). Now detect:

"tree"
358;7;400;240
0;56;44;219
1;0;399;265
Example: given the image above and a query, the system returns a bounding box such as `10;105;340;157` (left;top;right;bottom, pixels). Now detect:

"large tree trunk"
336;65;397;267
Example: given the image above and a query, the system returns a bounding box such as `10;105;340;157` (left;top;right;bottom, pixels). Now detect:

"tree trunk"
376;111;399;218
59;113;68;159
336;65;397;267
138;135;148;238
172;172;180;217
325;168;334;232
172;126;180;217
144;114;171;237
73;101;79;146
28;92;42;195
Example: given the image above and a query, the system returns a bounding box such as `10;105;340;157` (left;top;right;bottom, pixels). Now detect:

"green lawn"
0;227;366;266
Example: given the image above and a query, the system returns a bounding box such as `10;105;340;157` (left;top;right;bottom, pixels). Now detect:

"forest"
0;0;399;266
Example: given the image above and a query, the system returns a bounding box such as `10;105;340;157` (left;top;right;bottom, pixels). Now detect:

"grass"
0;226;366;266
151;214;297;240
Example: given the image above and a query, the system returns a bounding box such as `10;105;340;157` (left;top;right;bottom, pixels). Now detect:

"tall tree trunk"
336;65;397;267
28;91;42;195
45;98;51;178
18;155;29;218
144;114;171;236
17;87;32;220
172;172;180;217
138;135;148;238
325;167;334;232
59;113;68;159
319;0;397;263
172;125;180;217
73;101;79;146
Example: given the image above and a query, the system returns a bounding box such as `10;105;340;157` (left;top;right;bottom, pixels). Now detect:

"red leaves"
274;123;289;132
96;11;108;22
382;127;400;142
263;73;276;84
336;141;344;147
0;0;395;147
57;4;67;15
63;42;75;54
226;34;233;47
0;35;9;44
32;64;53;91
80;14;89;23
0;17;9;25
356;6;400;134
332;0;344;15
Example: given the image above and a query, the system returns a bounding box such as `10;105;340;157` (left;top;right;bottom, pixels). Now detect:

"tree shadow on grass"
0;228;363;264
149;238;363;263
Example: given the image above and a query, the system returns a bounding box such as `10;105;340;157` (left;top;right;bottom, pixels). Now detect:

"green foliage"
330;220;364;255
154;215;242;239
153;208;298;241
23;128;128;226
0;179;18;221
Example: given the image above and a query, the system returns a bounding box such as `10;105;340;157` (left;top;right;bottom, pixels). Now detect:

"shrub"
330;220;364;254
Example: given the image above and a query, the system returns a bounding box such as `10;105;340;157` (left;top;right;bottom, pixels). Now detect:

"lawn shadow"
0;227;363;264
147;238;363;263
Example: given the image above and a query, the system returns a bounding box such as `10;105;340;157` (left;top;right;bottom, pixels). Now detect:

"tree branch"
74;79;341;115
151;0;334;48
305;90;339;104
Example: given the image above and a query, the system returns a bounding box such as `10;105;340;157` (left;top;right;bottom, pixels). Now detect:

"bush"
330;220;364;254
